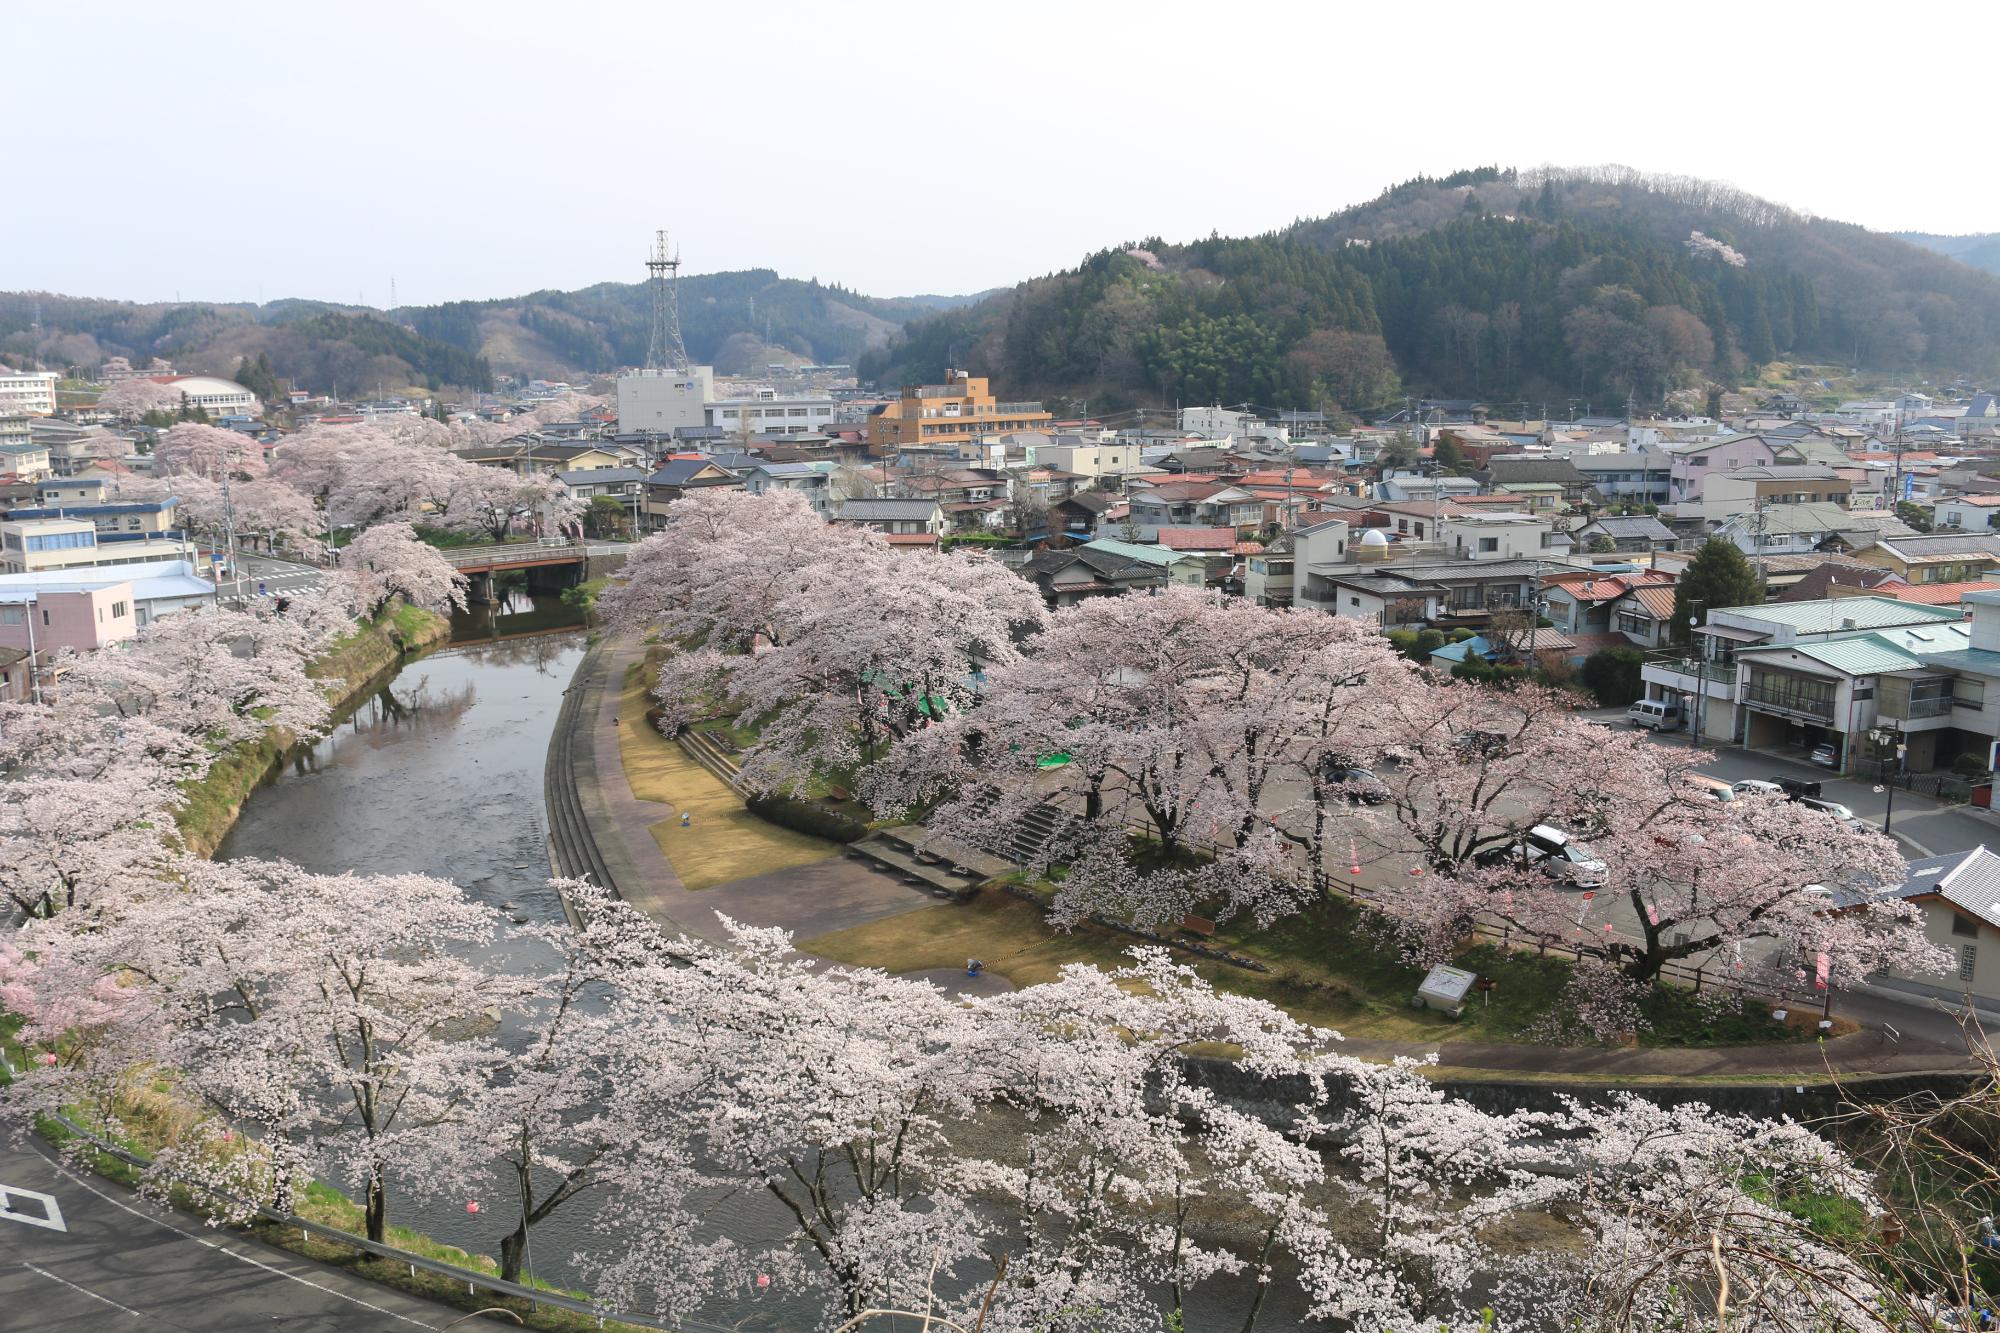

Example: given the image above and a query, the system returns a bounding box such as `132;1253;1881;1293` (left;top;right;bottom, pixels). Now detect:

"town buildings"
0;369;59;418
865;370;1052;459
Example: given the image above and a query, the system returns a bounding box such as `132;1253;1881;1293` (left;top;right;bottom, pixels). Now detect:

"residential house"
1571;514;1677;554
1016;545;1170;606
1438;512;1558;562
1539;570;1676;637
1640;596;1969;754
1936;495;2000;532
1570;452;1674;506
831;498;946;539
1607;582;1680;648
1123;480;1262;539
1698;464;1854;511
741;461;832;516
1860;848;2000;1014
1850;533;2000;584
1667;434;1783;503
1713;502;1915;559
558;467;648;502
0;580;142;697
1050;490;1116;536
1300;551;1560;629
1474;457;1597;505
1079;538;1208;589
641;458;741;528
1774;562;1905;603
1375;474;1482;505
456;441;629;476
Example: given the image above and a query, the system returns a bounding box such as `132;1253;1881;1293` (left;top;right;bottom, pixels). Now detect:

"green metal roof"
1711;597;1963;632
1083;538;1205;567
1777;638;1924;676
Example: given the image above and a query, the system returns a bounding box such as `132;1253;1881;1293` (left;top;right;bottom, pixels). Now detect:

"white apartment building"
616;366;714;436
0;371;59;417
708;389;837;436
157;375;258;418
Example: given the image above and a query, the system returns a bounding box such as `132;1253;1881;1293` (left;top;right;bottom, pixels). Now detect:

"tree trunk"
499;1223;528;1286
365;1172;388;1244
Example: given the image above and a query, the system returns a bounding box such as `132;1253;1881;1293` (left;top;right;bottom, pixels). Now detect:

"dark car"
1322;766;1388;804
1453;729;1510;758
1774;775;1823;800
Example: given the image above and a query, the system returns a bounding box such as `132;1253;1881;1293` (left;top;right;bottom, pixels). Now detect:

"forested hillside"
0;271;943;393
1900;232;2000;278
863;166;2000;417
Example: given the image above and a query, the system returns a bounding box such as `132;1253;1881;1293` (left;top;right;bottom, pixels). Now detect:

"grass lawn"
804;887;1806;1049
616;667;838;890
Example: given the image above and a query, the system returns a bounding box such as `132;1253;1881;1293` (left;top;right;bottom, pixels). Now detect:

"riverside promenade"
545;637;935;944
547;638;1987;1085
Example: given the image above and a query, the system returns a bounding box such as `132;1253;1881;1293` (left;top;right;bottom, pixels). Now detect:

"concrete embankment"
174;606;452;858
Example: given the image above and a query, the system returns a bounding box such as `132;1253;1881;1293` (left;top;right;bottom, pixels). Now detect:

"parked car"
1775;775;1823;800
1323;765;1388;804
1809;742;1839;768
1453;729;1511;757
1685;775;1736;802
1476;824;1609;889
1731;779;1784;797
1798;796;1861;828
1625;699;1683;731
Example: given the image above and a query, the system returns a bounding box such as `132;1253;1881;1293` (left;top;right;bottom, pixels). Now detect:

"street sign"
0;1183;67;1232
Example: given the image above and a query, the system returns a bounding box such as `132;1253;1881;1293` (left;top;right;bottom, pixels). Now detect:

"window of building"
1478;537;1499;553
0;607;20;624
1616;611;1649;636
1952;914;1979;939
1349;596;1360;607
41;609;50;626
1955;678;1985;710
1961;943;1978;983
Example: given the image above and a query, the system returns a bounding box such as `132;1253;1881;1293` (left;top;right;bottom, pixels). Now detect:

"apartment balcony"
1641;649;1737;699
1741;683;1835;723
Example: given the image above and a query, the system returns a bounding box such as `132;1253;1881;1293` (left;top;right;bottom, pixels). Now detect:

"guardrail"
442;542;588;569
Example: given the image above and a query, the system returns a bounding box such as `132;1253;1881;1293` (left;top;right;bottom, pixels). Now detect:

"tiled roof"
1868;847;2000;928
836;498;942;521
1878;580;2000;605
1626;585;1679;619
1586;515;1675;539
1156;527;1238;552
1878;533;2000;559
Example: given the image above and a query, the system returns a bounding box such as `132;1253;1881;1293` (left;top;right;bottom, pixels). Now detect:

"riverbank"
174;602;452;857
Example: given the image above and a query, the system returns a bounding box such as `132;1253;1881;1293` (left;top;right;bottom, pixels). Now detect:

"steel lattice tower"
645;229;691;373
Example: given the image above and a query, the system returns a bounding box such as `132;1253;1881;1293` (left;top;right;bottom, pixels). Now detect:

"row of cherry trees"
102;410;585;555
3;871;1907;1331
616;491;1949;1034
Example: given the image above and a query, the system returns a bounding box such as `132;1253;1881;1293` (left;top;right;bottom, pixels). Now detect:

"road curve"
0;1137;456;1330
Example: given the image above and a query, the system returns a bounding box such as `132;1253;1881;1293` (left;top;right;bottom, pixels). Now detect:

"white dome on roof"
1358;528;1390;546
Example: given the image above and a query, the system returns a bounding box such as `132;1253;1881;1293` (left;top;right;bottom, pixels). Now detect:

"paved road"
0;1138;455;1330
196;546;326;602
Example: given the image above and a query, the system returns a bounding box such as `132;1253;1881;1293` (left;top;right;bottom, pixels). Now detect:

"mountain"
0;271;961;394
862;166;2000;418
1899;232;2000;278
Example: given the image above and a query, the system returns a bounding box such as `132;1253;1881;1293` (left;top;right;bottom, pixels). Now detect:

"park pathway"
550;637;935;944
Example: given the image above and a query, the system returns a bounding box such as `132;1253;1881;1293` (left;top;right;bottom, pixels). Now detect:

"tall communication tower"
645;229;691;373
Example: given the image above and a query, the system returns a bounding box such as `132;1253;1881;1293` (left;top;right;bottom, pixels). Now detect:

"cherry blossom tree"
96;378;184;418
15;858;530;1242
598;488;871;648
153;422;269;480
110;474;322;551
56;597;337;754
705;544;1048;797
342;521;467;617
874;588;1410;929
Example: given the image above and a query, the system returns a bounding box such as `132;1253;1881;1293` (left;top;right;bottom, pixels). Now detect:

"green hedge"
746;793;869;843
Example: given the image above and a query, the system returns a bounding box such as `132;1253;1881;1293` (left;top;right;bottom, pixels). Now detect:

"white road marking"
19;1262;144;1317
0;1183;66;1231
36;1150;441;1330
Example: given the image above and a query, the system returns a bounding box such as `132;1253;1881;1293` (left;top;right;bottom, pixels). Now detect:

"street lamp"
1868;723;1906;835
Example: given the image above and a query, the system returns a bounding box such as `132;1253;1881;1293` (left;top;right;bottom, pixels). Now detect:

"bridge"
441;541;591;604
441;541;590;574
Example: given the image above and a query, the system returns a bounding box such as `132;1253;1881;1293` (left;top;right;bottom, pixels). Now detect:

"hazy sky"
15;0;1996;308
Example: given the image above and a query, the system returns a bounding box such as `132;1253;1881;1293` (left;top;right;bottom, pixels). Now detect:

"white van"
1625;699;1682;731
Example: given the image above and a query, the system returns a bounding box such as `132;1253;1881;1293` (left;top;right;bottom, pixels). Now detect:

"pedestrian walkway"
559;637;934;944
